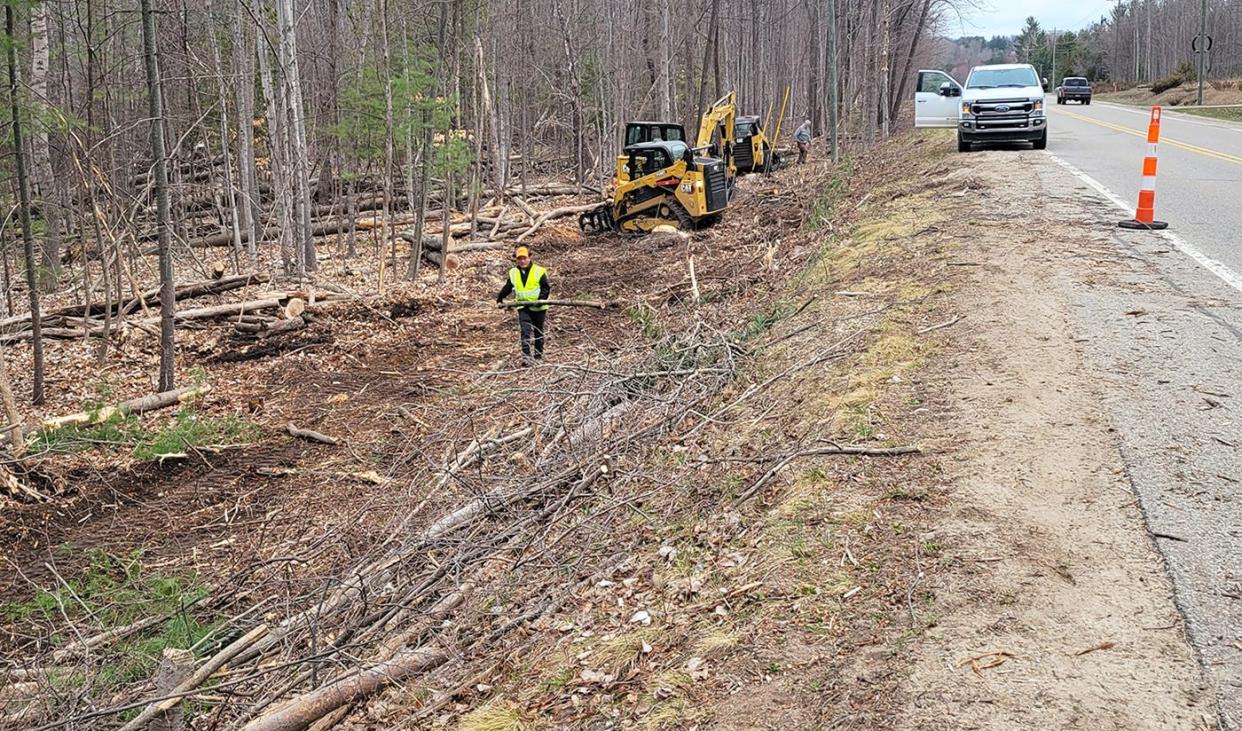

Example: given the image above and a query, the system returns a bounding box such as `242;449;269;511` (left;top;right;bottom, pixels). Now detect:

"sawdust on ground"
893;147;1214;729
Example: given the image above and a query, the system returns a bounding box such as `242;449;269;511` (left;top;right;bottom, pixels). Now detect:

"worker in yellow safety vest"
496;246;551;365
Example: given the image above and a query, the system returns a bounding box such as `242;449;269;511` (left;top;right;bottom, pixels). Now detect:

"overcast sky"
952;0;1115;39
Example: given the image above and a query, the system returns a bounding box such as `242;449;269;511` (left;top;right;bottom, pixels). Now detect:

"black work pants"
517;308;547;361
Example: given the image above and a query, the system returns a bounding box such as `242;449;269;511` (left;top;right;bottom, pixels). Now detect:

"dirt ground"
1;132;1222;729
893;149;1215;729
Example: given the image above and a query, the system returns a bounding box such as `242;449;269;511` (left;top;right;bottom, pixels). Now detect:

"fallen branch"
736;444;921;503
916;315;962;335
41;384;212;431
240;646;448;731
1073;641;1115;656
514;203;600;243
116;624;269;731
286;423;338;445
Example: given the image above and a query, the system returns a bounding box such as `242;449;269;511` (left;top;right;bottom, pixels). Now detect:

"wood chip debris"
959;650;1014;676
1073;641;1116;656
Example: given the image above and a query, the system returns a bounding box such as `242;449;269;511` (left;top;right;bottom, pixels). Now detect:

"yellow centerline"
1056;107;1242;166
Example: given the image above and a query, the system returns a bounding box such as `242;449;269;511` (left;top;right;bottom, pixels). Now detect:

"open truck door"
914;69;962;128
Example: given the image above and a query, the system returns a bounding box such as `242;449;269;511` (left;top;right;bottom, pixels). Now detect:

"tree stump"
149;648;194;731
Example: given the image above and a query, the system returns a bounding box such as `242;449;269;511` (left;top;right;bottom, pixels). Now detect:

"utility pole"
827;0;839;162
1112;0;1120;84
1197;0;1207;105
1050;29;1057;91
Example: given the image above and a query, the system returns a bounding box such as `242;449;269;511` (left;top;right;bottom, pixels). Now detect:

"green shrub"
1151;62;1197;94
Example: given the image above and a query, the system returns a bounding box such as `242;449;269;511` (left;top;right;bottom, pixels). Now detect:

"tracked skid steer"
578;136;731;234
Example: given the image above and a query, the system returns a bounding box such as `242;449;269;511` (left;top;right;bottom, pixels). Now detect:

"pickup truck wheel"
957;134;971;153
1032;130;1048;150
1084;99;1091;105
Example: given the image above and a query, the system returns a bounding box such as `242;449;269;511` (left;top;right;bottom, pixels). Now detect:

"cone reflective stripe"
1120;106;1168;230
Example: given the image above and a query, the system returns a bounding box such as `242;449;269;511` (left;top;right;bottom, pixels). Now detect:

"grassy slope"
1096;78;1242;107
1176;106;1242;122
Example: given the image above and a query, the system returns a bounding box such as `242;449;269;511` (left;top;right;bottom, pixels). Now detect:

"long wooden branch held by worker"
497;299;617;310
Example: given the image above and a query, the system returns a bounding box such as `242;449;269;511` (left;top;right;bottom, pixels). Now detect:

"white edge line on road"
1044;151;1242;295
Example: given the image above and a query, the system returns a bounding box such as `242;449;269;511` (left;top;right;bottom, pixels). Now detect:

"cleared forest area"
0;0;980;727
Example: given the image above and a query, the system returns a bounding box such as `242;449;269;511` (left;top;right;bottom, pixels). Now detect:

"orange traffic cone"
1119;106;1169;230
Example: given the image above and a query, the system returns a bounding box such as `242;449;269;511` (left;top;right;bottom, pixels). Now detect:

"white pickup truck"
914;63;1048;152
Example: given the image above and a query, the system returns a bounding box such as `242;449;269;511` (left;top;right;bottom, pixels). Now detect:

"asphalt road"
1044;99;1242;727
1048;99;1242;273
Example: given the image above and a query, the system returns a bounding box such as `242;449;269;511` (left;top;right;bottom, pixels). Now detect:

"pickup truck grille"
969;98;1036;130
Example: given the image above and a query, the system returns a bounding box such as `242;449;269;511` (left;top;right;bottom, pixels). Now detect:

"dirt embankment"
1097;77;1242;107
2;133;1218;729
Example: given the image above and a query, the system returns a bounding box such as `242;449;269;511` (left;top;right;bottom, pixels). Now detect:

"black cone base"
1118;219;1169;230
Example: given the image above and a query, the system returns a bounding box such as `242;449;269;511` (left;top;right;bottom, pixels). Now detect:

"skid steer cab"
579;139;731;234
733;116;783;173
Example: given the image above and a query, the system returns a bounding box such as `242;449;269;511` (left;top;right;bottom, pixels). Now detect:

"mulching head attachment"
578;204;616;233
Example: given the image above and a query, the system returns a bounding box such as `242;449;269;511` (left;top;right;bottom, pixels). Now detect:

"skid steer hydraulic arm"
696;91;737;179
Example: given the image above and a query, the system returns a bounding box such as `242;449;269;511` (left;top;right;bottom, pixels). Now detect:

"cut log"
449;241;509;254
0;273;269;334
210;261;227;280
400;230;508;255
131;298;283;328
283;298;306;319
423;251;460;270
262;316;306;338
40;384;212;431
239;646;448;731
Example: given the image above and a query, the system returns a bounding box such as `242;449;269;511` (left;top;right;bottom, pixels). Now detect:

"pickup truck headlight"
1032;99;1044;112
961;102;972;116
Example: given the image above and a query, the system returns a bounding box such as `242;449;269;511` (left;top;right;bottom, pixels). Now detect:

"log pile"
157;178;595;252
400;196;599;267
0;273;270;340
0;274;347;344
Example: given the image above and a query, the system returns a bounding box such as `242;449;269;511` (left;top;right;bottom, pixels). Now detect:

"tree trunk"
139;0;176;392
658;0;671;120
233;0;261;265
380;0;396;283
29;0;60;287
6;2;46;405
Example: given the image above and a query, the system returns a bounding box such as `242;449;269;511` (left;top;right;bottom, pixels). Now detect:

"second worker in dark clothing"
496;246;550;365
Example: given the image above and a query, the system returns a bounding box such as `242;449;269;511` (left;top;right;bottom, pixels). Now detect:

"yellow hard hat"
514;246;530;258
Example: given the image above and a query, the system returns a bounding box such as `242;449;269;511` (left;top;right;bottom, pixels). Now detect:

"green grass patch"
627;302;664;340
736;302;791;341
1176;106;1242;122
806;159;855;232
31;407;258;461
2;549;213;692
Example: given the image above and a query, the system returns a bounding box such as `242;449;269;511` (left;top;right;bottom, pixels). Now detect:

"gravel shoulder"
895;148;1225;729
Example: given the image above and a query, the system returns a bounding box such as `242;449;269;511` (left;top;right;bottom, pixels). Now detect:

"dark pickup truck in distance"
1056;77;1092;105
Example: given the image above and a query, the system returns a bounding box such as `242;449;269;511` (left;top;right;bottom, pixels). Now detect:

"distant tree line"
938;3;1240;87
